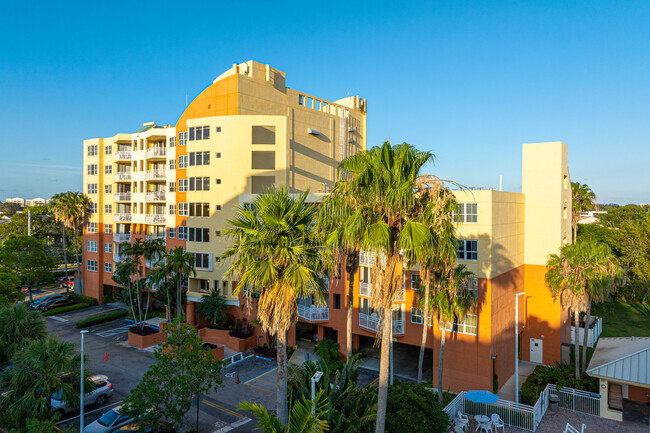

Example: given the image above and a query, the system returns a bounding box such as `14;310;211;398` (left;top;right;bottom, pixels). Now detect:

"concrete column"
317;325;325;341
287;325;296;347
186;301;196;326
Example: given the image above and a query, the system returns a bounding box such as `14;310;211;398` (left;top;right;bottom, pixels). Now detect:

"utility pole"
80;330;89;431
515;292;525;403
27;209;31;236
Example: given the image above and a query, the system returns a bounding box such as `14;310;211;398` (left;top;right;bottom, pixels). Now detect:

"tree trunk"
62;222;69;294
438;328;446;404
417;283;430;384
28;285;33;303
346;256;358;360
375;306;392;433
72;222;82;295
177;279;182;320
573;225;577;244
276;330;289;424
574;309;580;379
581;300;592;374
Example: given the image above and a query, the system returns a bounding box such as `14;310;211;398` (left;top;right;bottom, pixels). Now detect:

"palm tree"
571;182;596;243
50;193;71;293
196;289;230;328
0;303;47;363
546;240;620;377
162;246;196;320
433;264;476;404
112;256;140;325
224;187;327;424
239;393;329;433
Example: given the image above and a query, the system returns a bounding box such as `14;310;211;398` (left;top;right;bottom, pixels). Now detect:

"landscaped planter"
201;342;225;360
198;328;257;352
128;326;166;349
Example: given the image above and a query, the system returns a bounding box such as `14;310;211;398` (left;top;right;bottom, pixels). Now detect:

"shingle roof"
586;337;650;385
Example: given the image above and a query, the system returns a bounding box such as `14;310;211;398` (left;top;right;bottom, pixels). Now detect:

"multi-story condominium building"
82;60;571;394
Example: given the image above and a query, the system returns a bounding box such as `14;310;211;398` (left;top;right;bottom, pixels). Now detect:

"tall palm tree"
224;187;326;425
338;142;439;433
50;193;71;293
239;393;329;433
0;303;47;363
112;255;140;325
546;240;620;377
571;182;596;243
163;246;196;320
432;264;476;404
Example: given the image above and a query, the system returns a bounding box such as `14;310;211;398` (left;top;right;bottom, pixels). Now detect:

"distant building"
4;197;51;207
578;210;607;225
5;197;25;206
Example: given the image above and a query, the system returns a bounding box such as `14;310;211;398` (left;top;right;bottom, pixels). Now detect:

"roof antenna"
186;95;188;107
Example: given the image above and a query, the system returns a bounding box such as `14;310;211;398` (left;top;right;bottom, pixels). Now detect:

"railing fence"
545;384;600;417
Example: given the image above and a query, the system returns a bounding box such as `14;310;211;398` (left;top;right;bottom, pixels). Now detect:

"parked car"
29;294;70;310
83;405;138;433
51;375;114;418
58;276;74;287
114;421;175;432
39;297;75;311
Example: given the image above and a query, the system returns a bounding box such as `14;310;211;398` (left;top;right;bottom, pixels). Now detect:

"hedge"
75;310;128;328
70;294;99;306
42;303;90;316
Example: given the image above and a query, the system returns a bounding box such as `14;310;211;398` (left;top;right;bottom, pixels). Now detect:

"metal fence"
545;384;601;417
223;352;244;366
443;391;538;431
571;316;603;348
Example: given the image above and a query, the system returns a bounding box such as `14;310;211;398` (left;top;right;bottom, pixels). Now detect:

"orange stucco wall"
628;384;650;403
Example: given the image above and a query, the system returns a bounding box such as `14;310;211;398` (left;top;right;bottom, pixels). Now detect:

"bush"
520;362;599;405
75;310;128;328
314;338;344;371
255;345;277;358
386;381;449;433
70;294;98;306
42;302;90;316
228;318;254;338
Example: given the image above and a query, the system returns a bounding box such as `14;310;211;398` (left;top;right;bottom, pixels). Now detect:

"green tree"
196;289;230;327
122;320;224;428
0;272;22;305
546;241;621;378
162;247;196;320
0;202;23;216
224;187;327;424
0;303;47;363
571;182;596;243
239;393;329;433
386;382;449;433
0;235;54;302
50;193;74;293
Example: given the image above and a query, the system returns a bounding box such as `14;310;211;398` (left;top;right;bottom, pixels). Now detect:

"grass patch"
42;302;90;316
569;344;595;368
75;310;128;328
592;301;650;338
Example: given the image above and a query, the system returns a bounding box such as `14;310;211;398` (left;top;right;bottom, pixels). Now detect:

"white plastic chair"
456;411;469;431
491;414;505;433
454;425;466;433
478;420;493;433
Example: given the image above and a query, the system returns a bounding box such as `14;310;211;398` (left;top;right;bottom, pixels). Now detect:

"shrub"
314;338;344;371
386;381;449;433
520;362;599;405
75;311;128;328
255;345;277;358
70;294;98;306
42;302;90;316
229;318;254;338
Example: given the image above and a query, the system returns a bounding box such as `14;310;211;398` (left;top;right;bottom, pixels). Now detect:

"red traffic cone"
236;373;240;384
104;352;108;361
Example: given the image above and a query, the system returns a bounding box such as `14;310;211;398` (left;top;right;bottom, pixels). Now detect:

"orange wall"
628;385;650;403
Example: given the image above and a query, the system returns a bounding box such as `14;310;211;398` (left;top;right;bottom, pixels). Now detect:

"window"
169;204;176;215
169;137;175;147
169;227;175;238
462;277;478;299
215;179;221;185
252;151;275;169
189;177;210;191
104;243;112;253
178;203;188;216
104;185;112;194
104;224;112;233
178;226;188;240
216;152;221;158
334;294;341;309
189;203;210;217
299;95;305;106
198;279;210;292
178;131;187;146
454;203;478;223
216;127;221;133
411;274;420;289
458;240;478;261
444;314;478;335
104;263;113;273
89;203;97;213
189;151;210;166
215;205;221;211
169;159;176;170
189;227;210;242
104;204;112;214
563;206;568;220
252;126;276;145
178;155;188;169
411;307;423;324
88;183;98;194
87;241;97;252
215;230;221;236
87;164;98;175
251;176;275;193
178;179;188;192
104;165;112;175
88;145;98;156
188;126;210;141
193;252;212;269
87;260;98;271
105;145;112;155
169;182;176;192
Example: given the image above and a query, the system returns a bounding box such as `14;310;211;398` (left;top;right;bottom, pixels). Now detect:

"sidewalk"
497;360;538;401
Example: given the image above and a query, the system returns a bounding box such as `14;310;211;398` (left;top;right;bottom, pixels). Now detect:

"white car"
51;375;114;418
83;404;138;433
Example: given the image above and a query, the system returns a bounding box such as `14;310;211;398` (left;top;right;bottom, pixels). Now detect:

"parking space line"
255;378;277;387
96;323;132;337
366;377;379;388
70;307;121;320
212;418;251;433
242;367;277;385
244;383;274;395
202;399;244;419
48;316;69;322
55;400;123;425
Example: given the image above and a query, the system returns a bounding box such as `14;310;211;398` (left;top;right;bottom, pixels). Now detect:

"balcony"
394;288;405;302
146;169;166;181
145;234;165;241
297;305;329;322
359;281;372;298
145;147;166;159
359;250;386;267
114;172;132;181
113;253;123;263
145;214;166;224
359;313;404;335
114;213;132;222
114;192;132;202
145;191;166;201
113;233;132;243
114;151;132;161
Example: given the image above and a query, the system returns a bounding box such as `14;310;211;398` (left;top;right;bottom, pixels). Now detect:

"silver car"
83;404;138;433
51;374;114;418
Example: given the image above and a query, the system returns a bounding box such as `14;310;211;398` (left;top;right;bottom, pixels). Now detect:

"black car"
29;294;69;310
39;297;74;311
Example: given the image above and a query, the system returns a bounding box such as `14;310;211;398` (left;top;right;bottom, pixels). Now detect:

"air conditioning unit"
349;126;356;133
308;128;321;135
348;137;354;143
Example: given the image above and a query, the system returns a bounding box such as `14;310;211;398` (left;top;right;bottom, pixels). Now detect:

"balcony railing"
145;191;166;201
359;250;386;267
394;288;405;302
359;313;404;335
114;213;132;222
145;234;165;241
145;214;166;224
114;192;132;202
115;151;132;161
146;169;166;180
113;233;132;243
145;147;166;159
359;281;372;298
113;253;123;263
114;172;132;181
297;305;329;322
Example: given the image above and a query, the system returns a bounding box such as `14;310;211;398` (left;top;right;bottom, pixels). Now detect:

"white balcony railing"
297;305;329;322
145;169;166;180
394;288;405;302
393;320;405;335
359;250;386;267
114;192;131;201
114;213;131;222
113;253;123;263
359;313;404;334
359;281;372;298
145;147;166;158
145;214;166;224
115;151;132;161
114;172;132;181
145;191;166;201
145;234;165;241
113;233;132;243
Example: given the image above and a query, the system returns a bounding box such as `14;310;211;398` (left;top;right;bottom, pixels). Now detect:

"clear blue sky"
1;1;648;204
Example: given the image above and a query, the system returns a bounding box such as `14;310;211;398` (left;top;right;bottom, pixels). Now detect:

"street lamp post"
515;292;525;404
310;371;323;415
80;330;89;432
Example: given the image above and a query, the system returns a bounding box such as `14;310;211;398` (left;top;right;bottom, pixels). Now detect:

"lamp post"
80;330;89;432
515;292;525;403
310;371;323;415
